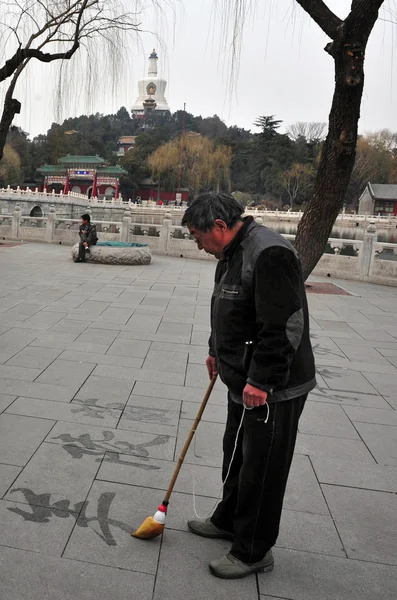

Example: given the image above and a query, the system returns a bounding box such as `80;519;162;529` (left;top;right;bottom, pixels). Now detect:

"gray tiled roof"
369;183;397;199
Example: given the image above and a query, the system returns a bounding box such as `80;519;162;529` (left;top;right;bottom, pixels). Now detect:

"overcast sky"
8;0;397;138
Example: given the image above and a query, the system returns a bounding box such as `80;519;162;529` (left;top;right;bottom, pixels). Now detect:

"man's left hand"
83;242;88;248
242;383;267;408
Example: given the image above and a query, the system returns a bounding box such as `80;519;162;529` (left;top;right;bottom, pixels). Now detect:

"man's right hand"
206;355;218;380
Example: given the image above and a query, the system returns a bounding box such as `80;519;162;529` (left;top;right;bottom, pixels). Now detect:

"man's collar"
222;216;254;260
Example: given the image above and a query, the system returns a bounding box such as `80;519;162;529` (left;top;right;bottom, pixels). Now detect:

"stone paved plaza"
1;242;397;600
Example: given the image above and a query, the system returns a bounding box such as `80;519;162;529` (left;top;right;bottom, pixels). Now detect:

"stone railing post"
358;223;377;279
121;209;131;243
12;203;21;239
45;205;56;243
159;212;172;254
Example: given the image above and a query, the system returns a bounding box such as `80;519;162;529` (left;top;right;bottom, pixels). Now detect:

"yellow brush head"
131;516;165;539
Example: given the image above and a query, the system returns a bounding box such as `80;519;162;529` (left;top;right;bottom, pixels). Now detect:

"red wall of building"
136;188;189;203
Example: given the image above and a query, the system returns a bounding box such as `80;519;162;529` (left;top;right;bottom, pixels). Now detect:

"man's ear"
213;219;228;231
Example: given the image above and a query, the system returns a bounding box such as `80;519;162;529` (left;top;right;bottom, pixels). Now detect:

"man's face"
81;219;88;227
187;221;227;259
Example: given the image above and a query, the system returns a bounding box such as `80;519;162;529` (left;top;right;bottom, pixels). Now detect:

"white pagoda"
131;49;170;116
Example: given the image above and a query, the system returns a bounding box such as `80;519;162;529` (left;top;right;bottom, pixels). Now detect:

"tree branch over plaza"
0;0;148;161
222;0;387;279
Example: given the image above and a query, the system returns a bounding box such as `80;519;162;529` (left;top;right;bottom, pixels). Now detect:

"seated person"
75;213;98;262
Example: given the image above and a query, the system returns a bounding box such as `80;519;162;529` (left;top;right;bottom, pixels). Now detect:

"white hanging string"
192;402;270;519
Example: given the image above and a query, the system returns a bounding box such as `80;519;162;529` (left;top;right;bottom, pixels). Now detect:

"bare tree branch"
0;0;147;160
294;0;342;39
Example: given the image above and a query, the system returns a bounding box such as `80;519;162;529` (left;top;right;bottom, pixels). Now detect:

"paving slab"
181;400;227;423
49;317;93;333
311;457;397;493
299;401;360;439
315;357;397;374
0;393;17;414
97;453;222;498
7;397;121;427
64;480;161;573
317;366;378;394
153;529;258;600
123;314;162;332
59;349;143;368
277;509;345;557
106;337;151;358
0;464;21;497
308;386;392;409
353;421;397;466
5;346;62;370
343;405;397;426
175;418;223;467
91;364;185;386
29;330;80;349
18;310;68;330
257;547;397;600
0;377;81;401
0;327;38;354
362;372;397;396
71;300;110;316
0;497;77;556
296;432;376;464
118;400;180;437
95;306;136;324
0;546;154;600
322;484;397;565
132;381;228;404
74;374;135;409
47;420;175;461
35;358;95;387
284;455;329;516
0;414;55;466
142;348;188;373
5;442;103;507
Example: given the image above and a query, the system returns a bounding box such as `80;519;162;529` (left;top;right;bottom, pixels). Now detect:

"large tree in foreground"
0;0;143;162
293;0;385;278
224;0;385;279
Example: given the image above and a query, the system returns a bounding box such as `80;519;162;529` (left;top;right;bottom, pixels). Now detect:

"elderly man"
182;193;316;579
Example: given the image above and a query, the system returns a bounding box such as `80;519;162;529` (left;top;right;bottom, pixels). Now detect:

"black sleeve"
247;246;304;394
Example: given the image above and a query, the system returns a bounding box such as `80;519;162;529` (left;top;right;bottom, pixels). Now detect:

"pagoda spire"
148;49;158;76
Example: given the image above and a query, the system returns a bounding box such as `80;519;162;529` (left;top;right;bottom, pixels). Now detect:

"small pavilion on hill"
38;155;126;199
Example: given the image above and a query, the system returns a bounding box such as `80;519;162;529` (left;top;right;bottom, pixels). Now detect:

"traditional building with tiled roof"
38;155;126;199
358;183;397;215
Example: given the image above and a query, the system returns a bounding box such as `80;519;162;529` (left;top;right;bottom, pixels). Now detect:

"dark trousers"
211;394;306;563
77;241;87;261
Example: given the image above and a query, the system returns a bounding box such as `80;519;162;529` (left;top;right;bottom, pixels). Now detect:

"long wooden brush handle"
163;375;217;504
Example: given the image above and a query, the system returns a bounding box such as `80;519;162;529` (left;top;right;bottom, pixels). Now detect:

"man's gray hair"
181;193;244;232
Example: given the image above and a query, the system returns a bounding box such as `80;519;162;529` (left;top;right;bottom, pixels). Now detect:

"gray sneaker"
187;518;234;541
209;550;274;579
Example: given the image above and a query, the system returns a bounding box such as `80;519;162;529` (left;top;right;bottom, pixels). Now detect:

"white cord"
192;402;270;519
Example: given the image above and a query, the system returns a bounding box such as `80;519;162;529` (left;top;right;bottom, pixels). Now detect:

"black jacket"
79;223;97;246
209;217;316;403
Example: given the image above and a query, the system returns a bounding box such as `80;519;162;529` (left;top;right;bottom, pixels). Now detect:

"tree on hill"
280;163;315;207
148;133;232;194
286;122;327;144
0;1;145;163
0;145;20;185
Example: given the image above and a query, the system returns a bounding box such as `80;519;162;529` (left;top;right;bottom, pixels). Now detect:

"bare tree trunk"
0;96;21;162
294;0;385;280
295;44;363;278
